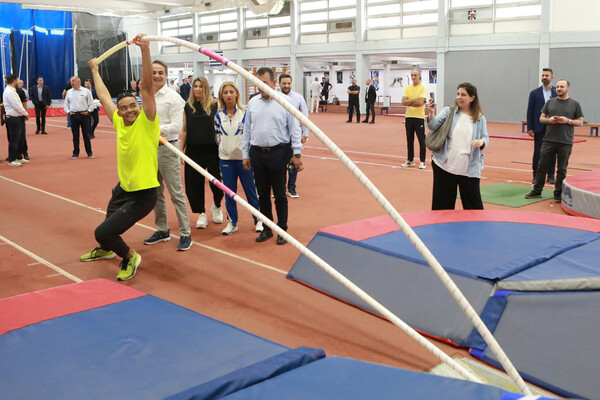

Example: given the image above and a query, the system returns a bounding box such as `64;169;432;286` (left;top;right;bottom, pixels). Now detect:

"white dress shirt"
155;84;185;141
64;87;94;113
3;85;28;117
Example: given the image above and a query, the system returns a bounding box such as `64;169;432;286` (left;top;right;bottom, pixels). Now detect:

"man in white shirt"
310;77;322;113
143;59;192;251
3;74;29;167
279;73;308;198
64;76;94;159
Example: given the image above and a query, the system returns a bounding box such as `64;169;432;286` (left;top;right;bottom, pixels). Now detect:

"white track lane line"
0;234;82;283
0;176;286;275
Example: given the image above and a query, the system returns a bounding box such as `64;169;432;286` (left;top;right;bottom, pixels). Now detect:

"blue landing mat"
0;295;324;400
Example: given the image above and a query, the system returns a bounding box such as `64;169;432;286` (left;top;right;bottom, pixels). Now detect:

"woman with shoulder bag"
427;82;489;210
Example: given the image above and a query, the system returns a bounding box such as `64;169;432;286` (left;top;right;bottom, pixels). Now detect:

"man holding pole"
80;34;159;281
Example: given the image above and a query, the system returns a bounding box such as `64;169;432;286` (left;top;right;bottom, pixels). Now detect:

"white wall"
551;0;600;32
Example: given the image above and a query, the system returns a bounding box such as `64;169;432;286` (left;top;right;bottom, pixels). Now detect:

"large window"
159;14;193;54
299;0;357;43
197;9;239;48
365;0;438;40
450;0;541;34
245;2;291;47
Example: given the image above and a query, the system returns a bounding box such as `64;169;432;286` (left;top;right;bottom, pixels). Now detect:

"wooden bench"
522;120;600;137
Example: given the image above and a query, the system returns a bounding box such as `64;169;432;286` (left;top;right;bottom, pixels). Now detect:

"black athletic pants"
405;117;426;163
95;183;157;258
432;161;483;210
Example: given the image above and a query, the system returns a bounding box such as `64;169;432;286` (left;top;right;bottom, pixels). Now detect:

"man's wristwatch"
293;154;301;158
568;119;572;125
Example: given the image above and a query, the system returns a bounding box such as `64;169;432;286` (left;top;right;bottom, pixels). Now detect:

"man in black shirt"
16;79;29;161
346;78;360;123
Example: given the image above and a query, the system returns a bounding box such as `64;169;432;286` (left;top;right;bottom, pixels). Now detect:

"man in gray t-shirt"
525;79;584;202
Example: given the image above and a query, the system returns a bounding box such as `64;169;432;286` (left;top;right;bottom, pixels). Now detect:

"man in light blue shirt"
243;67;302;245
279;73;309;198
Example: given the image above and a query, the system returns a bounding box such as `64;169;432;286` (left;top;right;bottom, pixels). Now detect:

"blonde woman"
181;77;223;229
214;81;262;235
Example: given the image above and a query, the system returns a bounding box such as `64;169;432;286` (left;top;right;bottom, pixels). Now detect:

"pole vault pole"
94;36;531;395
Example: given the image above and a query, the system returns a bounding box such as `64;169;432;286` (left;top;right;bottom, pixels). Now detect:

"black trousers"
184;143;223;214
34;103;47;132
95;183;157;258
533;130;556;176
70;113;92;156
89;109;99;138
432;161;483;210
348;100;360;122
6;117;25;162
364;102;375;122
250;144;290;232
405;117;426;162
532;141;572;196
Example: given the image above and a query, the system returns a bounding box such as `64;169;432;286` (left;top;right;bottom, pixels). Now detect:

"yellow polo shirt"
404;83;427;119
112;109;160;192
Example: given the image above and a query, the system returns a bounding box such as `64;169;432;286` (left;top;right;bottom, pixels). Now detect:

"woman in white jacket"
214;81;263;235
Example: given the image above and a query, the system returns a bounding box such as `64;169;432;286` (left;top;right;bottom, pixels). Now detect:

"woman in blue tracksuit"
426;82;489;210
214;81;262;235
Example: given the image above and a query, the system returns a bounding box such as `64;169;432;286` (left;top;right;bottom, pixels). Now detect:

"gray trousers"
154;144;191;236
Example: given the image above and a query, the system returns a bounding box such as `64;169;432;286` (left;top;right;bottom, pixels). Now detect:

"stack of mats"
0;279;559;399
288;210;600;399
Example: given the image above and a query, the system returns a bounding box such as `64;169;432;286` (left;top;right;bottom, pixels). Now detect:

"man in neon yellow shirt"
79;34;159;281
401;68;428;169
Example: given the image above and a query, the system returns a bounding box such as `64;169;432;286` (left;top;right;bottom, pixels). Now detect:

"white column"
356;53;370;113
436;0;449;106
539;0;551;72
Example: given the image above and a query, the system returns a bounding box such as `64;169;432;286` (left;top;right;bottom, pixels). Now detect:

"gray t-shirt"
541;97;583;144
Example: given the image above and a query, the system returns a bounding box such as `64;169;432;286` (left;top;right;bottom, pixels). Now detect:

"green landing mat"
475;182;554;207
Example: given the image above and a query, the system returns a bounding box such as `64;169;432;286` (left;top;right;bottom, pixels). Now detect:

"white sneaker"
255;220;264;232
196;213;208;229
211;204;223;224
419;162;426;169
17;158;29;164
401;161;415;168
221;221;238;235
8;161;21;167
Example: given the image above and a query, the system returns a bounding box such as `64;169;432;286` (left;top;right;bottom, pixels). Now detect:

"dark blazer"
365;85;376;104
180;82;191;101
526;85;556;133
29;84;52;106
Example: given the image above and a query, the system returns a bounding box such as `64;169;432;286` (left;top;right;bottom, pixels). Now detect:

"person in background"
321;77;332;104
169;79;179;93
362;78;376;124
143;60;192;251
180;77;224;229
85;80;100;139
81;33;159;281
180;75;192;101
16;79;29;162
64;76;94;159
29;76;51;135
525;79;583;203
62;79;72;128
426;82;489;210
526;68;557;184
130;80;138;94
3;74;29;167
279;73;308;198
214;81;262;235
310;77;321;113
401;68;428;169
242;67;302;245
346;78;360;123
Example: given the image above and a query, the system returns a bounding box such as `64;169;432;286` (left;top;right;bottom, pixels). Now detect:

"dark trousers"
533;141;572;196
70;113;93;156
34;103;47;132
95;183;157;258
348;100;360;122
533;130;556;177
406;117;426;162
6;117;25;162
250;144;289;232
184;143;223;214
89;109;99;138
364;102;375;122
432;161;483;210
287;166;298;191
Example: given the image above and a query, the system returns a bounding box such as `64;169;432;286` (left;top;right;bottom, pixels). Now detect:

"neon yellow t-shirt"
112;109;160;192
403;83;427;119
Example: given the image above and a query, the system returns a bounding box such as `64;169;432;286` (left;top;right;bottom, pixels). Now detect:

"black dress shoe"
256;230;273;242
361;120;368;123
276;235;287;245
346;120;352;123
547;175;555;184
369;121;375;124
35;130;40;134
41;131;48;135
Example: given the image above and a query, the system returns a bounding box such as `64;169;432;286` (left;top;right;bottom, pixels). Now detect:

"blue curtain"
0;4;73;98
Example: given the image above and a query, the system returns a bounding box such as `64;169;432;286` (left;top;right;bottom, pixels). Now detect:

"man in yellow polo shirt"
79;34;159;281
401;68;428;169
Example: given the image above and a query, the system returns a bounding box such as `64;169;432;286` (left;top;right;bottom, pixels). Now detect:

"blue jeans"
220;159;260;226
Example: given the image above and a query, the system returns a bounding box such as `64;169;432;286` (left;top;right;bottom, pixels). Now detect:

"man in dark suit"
362;78;376;124
29;76;52;135
179;75;192;101
527;68;557;183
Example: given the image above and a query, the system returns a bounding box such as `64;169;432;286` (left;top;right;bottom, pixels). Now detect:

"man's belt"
250;143;290;152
